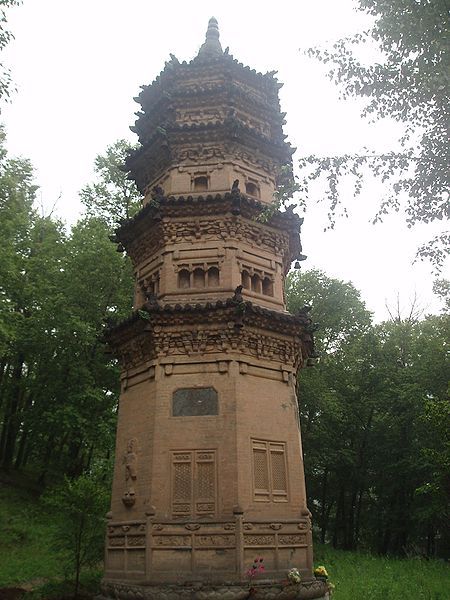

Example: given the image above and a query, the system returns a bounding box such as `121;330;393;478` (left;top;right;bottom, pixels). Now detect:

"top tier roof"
136;18;283;108
126;18;294;193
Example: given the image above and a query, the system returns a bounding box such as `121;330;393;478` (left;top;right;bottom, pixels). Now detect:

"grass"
0;476;62;587
24;571;102;600
0;475;102;598
314;543;449;600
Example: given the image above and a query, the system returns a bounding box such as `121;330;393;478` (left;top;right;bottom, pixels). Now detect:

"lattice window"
195;451;216;515
252;439;288;502
172;453;193;516
171;450;216;517
270;443;288;502
253;443;270;501
197;462;214;498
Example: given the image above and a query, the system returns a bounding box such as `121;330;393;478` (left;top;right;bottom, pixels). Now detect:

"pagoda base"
99;579;330;600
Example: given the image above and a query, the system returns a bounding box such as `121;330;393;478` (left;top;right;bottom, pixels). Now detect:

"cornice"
126;119;293;180
133;82;286;141
126;140;287;196
114;192;303;244
136;53;281;110
104;298;315;372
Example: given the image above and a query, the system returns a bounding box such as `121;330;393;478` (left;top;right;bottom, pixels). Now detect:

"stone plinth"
99;579;330;600
104;517;316;584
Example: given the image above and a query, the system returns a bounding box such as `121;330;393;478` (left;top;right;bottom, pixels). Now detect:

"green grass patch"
24;570;102;599
314;543;449;600
0;479;62;587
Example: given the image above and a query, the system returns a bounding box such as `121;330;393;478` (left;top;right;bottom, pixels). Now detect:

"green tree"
288;269;450;556
0;137;134;482
80;140;141;229
412;314;450;556
299;0;449;267
15;216;133;483
286;269;372;352
43;470;110;598
0;129;58;471
287;270;373;549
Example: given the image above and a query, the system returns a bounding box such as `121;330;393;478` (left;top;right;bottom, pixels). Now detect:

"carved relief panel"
122;438;138;507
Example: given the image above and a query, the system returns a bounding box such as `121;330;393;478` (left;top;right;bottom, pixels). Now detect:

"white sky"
2;0;448;320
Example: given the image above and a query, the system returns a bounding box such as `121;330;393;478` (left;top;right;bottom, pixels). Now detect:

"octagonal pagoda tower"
101;18;327;600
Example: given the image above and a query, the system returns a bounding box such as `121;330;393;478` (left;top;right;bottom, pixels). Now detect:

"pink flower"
247;557;265;580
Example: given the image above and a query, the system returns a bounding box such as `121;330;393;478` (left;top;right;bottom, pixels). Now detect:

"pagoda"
101;18;328;600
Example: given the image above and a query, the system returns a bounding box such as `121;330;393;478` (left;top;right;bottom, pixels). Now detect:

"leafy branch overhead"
80;139;142;229
0;1;20;101
300;0;449;267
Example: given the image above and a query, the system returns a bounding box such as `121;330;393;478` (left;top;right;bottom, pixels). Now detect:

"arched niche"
207;266;220;287
193;176;208;192
251;273;261;294
193;268;205;288
262;277;274;297
241;270;251;289
178;269;190;289
245;181;260;198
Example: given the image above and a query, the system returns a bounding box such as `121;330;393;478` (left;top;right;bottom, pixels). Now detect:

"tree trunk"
347;488;358;550
332;485;346;548
14;426;29;470
0;359;8;412
0;354;24;469
14;392;34;470
355;486;365;546
37;433;55;486
320;468;329;544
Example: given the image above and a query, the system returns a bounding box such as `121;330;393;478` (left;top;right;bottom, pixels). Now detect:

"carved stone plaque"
172;387;218;417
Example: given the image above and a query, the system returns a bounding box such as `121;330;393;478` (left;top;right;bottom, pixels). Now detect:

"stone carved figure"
122;438;138;507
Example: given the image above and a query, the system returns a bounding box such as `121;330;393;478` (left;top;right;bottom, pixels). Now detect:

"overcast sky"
2;0;448;320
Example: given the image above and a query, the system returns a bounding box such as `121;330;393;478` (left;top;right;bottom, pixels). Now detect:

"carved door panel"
171;450;217;517
252;439;288;503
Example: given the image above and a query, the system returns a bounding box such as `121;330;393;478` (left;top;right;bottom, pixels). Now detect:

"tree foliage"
43;469;110;597
0;0;20;101
0;134;133;481
80;140;141;229
300;0;449;267
288;269;450;557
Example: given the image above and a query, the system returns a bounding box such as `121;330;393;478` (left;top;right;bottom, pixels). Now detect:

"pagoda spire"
197;16;223;57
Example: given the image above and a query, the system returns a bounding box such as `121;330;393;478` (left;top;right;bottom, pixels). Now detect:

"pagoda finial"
197;17;223;57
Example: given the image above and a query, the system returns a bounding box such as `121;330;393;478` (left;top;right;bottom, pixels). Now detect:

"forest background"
0;0;449;598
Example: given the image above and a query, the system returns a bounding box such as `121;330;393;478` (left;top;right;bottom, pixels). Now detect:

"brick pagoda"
101;18;328;600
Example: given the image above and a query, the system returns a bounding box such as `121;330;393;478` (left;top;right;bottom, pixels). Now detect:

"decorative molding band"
99;579;330;600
